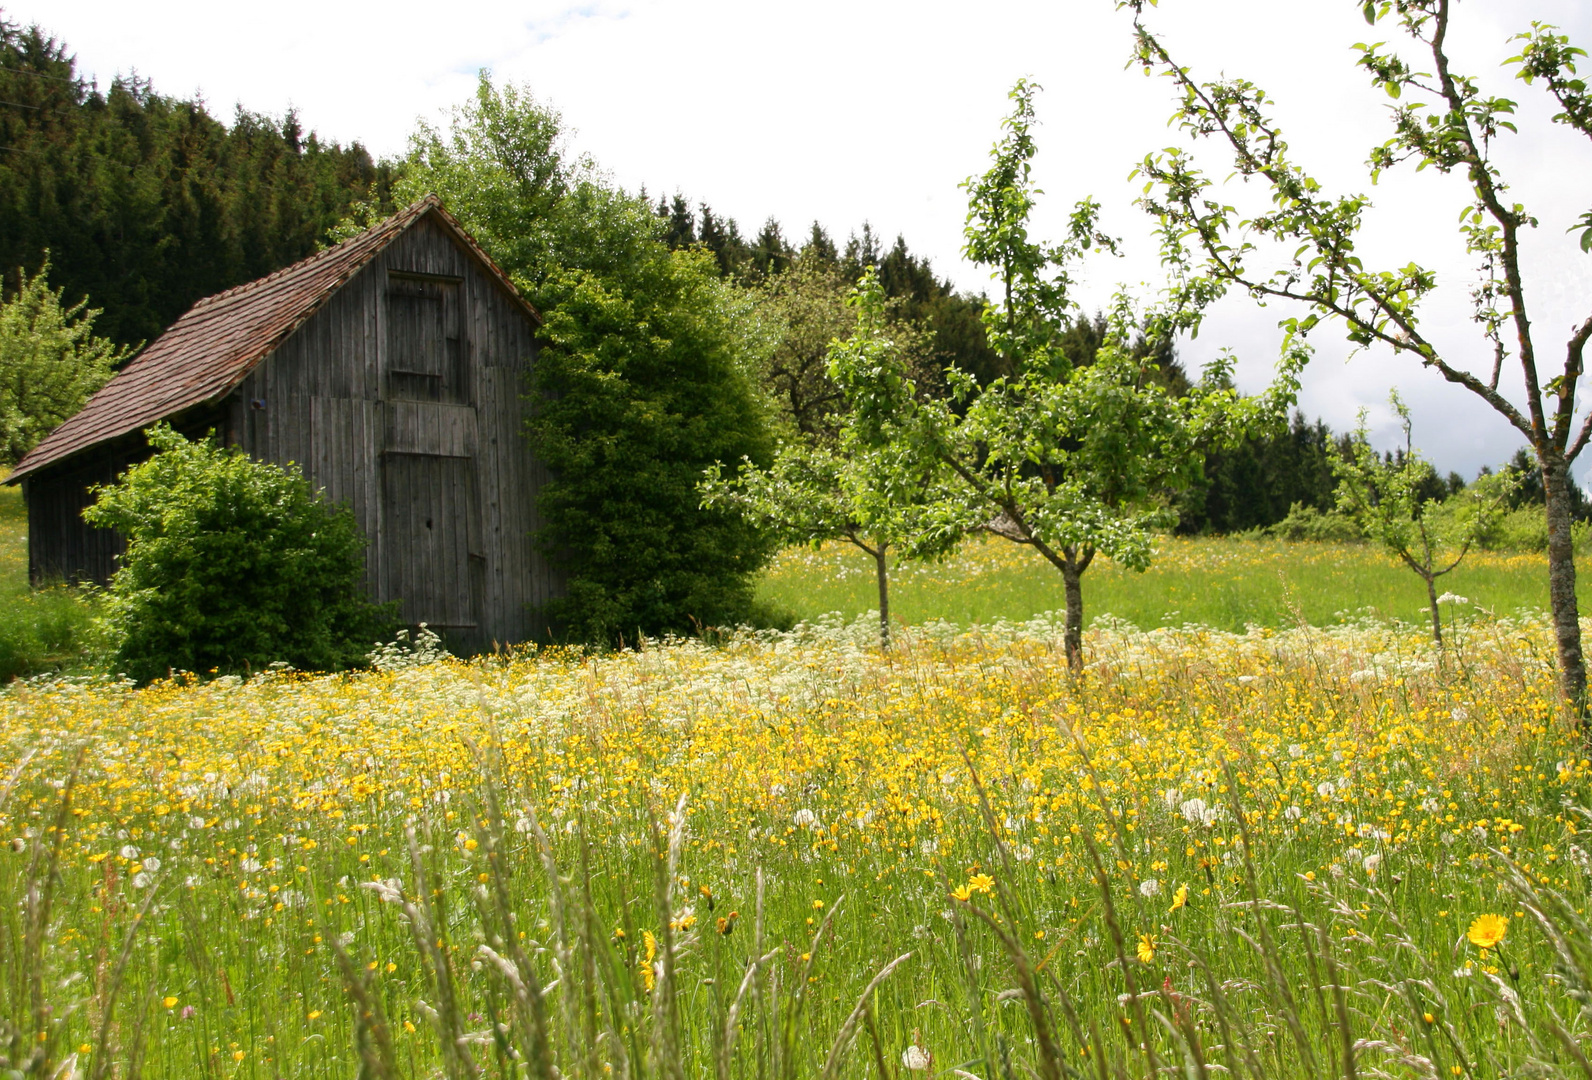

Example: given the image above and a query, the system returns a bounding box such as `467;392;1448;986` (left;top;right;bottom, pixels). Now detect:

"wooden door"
381;453;482;631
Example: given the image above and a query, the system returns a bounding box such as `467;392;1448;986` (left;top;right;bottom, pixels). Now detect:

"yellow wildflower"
1136;933;1156;964
1467;913;1508;950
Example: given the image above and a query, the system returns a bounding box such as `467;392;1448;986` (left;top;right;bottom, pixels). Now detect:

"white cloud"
21;0;1592;477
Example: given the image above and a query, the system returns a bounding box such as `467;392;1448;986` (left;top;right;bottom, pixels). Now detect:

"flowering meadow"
4;613;1592;1079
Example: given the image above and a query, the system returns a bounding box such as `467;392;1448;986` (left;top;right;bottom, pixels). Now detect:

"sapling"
1333;390;1516;645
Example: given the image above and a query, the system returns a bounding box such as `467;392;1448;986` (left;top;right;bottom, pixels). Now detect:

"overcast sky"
17;0;1592;480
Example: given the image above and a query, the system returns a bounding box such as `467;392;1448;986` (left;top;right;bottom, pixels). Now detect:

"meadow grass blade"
817;952;911;1080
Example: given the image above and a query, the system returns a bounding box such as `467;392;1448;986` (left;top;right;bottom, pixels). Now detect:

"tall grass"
0;480;100;680
2;612;1588;1077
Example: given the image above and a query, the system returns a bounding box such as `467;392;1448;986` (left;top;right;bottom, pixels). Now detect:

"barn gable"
11;196;560;650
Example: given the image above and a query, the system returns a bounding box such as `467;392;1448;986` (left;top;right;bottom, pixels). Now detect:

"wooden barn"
6;194;561;648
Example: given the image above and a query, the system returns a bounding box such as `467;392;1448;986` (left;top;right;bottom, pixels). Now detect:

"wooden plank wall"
24;449;122;585
238;211;555;648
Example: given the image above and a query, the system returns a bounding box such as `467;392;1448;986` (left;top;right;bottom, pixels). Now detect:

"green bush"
83;425;397;682
1468;504;1592;554
1260;502;1363;543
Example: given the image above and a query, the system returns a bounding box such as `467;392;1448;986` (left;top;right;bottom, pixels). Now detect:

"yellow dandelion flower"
1169;884;1188;912
968;873;995;895
639;929;658;992
1467;913;1507;950
1136;933;1156;964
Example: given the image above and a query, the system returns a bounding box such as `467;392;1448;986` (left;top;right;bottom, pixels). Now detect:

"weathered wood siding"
231;213;555;648
23;449;122;585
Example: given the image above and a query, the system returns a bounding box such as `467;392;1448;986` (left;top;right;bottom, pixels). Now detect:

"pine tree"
803;222;838;263
748;217;792;278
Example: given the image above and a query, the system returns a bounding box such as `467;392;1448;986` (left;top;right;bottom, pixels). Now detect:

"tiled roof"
9;195;538;482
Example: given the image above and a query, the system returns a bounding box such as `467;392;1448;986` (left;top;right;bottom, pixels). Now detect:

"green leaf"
1363;0;1377;25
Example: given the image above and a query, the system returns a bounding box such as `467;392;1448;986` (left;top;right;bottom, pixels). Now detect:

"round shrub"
84;424;397;681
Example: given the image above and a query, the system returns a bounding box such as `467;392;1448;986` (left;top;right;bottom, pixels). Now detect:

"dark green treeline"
0;19;396;349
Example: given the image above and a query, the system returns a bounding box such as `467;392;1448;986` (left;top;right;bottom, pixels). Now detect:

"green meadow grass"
0;479;101;679
756;533;1578;632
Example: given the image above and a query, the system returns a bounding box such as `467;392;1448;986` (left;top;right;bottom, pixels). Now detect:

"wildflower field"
4;611;1592;1080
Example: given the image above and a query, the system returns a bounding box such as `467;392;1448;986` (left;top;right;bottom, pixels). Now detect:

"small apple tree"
1332;391;1517;644
828;81;1298;671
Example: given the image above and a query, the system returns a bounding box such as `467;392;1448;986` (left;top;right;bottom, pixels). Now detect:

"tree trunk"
874;543;891;651
1541;450;1587;715
1062;553;1084;675
1424;573;1443;647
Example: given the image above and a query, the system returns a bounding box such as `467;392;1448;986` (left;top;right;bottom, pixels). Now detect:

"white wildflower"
119;845;139;860
902;1046;931;1071
141;856;162;873
1138;879;1161;898
1284;805;1303;821
1362;853;1382;877
793;809;818;830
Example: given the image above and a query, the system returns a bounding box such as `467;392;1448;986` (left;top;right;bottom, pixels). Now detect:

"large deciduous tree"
1126;0;1592;711
359;75;778;642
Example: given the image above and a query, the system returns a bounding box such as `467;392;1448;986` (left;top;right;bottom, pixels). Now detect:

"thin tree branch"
1564;313;1592;462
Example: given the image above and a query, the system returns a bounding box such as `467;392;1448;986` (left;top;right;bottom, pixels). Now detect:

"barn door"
381;453;483;632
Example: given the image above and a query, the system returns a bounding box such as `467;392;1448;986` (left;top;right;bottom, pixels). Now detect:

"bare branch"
1563;314;1592;462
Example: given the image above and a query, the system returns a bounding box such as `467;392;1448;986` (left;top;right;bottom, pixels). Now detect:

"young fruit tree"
701;272;955;649
829;81;1299;671
0;258;128;464
1126;0;1592;709
1332;391;1517;645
